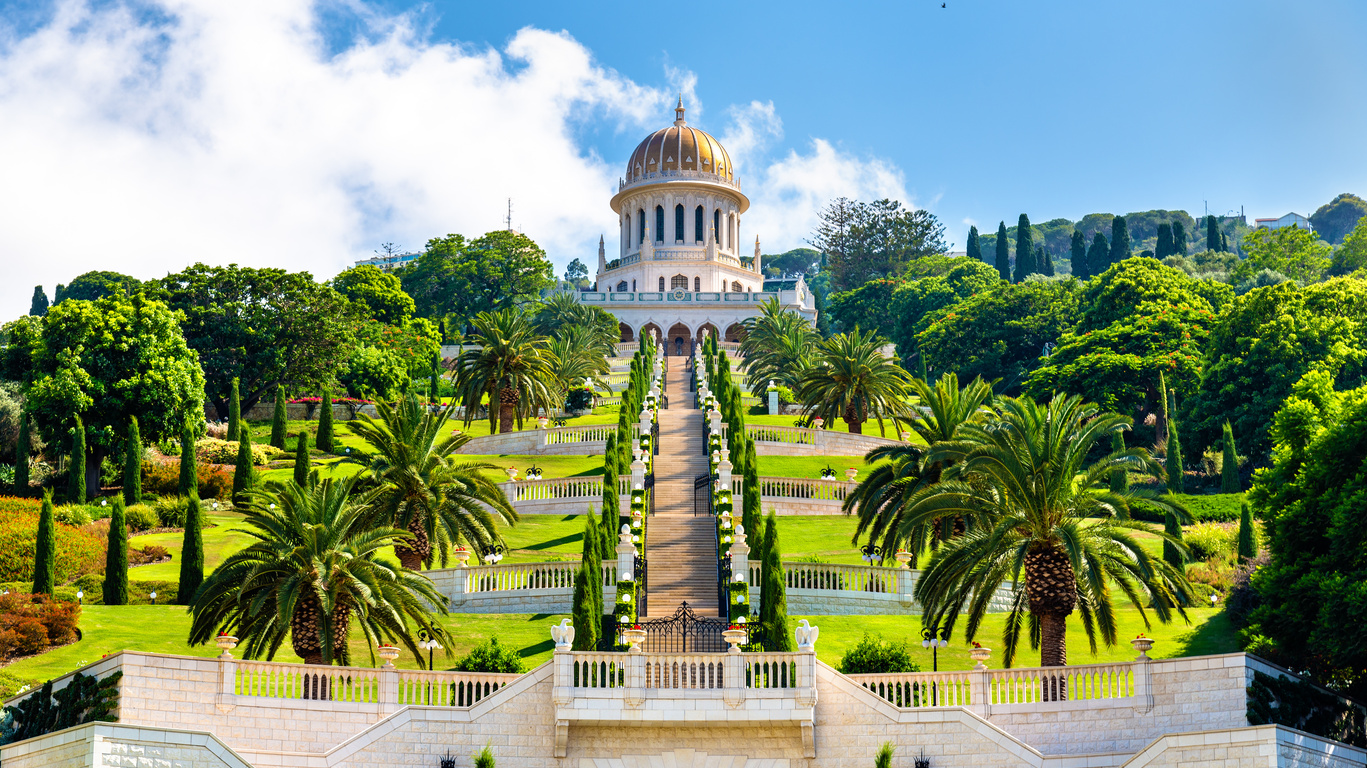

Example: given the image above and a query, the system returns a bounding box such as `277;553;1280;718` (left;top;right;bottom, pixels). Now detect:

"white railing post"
717;457;733;488
617;525;636;578
450;568;469;609
218;656;236;709
379;660;399;714
723;646;746;708
730;525;749;584
795;621;819;759
968;652;991;718
897;555;916;608
630;457;645;489
1132;647;1154;713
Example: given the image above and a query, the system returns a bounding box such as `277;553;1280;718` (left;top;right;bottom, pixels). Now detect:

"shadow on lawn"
1168;609;1239;657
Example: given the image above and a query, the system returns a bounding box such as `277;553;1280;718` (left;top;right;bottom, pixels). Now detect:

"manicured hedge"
0;497;104;583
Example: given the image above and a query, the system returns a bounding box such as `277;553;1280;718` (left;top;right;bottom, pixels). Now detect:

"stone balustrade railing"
394;669;522;707
232;659;523;710
737;424;906;456
501;476;630;503
736;476;857;503
462;561;618;593
424;561;619;614
749;562;902;594
741;561;1017;616
455;423;639;456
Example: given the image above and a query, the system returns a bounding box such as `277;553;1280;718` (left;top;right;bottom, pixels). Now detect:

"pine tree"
582;512;603;638
1155;223;1174;259
227;377;241;442
293;431;310;487
123;415;142;505
1220;229;1228;252
33;490;56;594
178;423;196;497
269;388;287;450
317;389;334;453
13;408;29;495
29;286;48;317
1207;216;1221;252
1172;220;1188;256
1221;421;1240;493
103;496;129;605
1237;503;1256;560
1166;387;1184;495
178;493;204;604
70;414;86;503
570;563;597;651
966;225;981;262
1110;216;1131;264
1070;230;1088;280
760;511;794;651
1014;214;1034;282
1042;250;1055;277
741;439;761;538
1087;233;1110;277
994;221;1010;280
1109;432;1129;497
233;425;255;499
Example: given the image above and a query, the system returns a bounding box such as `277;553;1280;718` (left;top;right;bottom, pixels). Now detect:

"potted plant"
1131;633;1154;659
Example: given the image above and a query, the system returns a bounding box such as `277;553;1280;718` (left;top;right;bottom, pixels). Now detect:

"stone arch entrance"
639;323;662;348
724;323;745;343
695;323;719;348
618;322;634;343
666;322;691;356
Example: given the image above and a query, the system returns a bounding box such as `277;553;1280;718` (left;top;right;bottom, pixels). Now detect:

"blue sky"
0;0;1363;316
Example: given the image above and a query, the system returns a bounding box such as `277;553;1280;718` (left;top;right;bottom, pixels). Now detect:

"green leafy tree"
33;490;56;594
329;264;416;326
63;271;140;302
1329;216;1367;276
1221;421;1240;493
123;416;141;505
401;230;555;328
564;258;590;287
826;278;904;340
796;328;912;434
813;198;945;292
1172;220;1188;257
188;477;450;666
966;226;981;262
910;394;1193;666
451;308;555;434
888;257;1000;366
179;423;197;497
1070;230;1088;280
178;493;204;604
269;388;287;450
1078;257;1230;332
227;377;241;444
339;344;409;401
153;264;358;416
10;292;204;495
1234;226;1332;284
69;414;86;503
1237;503;1256;561
994;221;1010;280
1207;216;1222;252
1244;372;1367;695
1110;216;1131;265
29;286;48;317
760;511;794;651
317;390;334;453
14;408;30;495
1014;214;1035;282
103;496;129;605
293;431;310;487
233;425;255;499
1309;192;1367;245
53;283;65;304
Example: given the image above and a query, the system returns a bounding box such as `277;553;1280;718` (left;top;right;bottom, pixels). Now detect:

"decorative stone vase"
623;628;647;652
845;467;859;482
813;417;825;429
1131;637;1155;659
969;646;991;668
894;550;912;569
215;634;238;659
378;645;401;669
452;546;470;568
722;628;748;653
537;416;549;429
505;467;518;482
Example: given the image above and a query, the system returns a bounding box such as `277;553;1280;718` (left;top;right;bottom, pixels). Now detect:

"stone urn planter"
536;416;549;429
623;627;647;652
1131;636;1155;659
722;628;748;653
812;417;825;429
969;645;991;668
894;550;912;569
452;546;470;568
215;634;238;659
378;645;401;668
845;467;859;483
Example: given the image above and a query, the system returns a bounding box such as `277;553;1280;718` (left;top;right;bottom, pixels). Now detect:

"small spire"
674;95;686;126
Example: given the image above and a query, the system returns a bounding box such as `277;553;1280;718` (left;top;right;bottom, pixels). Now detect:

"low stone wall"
746;426;902;457
0;722;253;768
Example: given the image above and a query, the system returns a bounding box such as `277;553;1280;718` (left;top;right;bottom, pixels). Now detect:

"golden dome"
625;99;733;185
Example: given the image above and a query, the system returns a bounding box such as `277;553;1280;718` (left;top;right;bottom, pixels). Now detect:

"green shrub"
473;745;496;768
1185;522;1235;561
195;438;278;466
837;633;920;675
454;637;526;674
142;461;233;500
0;592;80;660
1175;493;1245;522
69;575;177;605
0;497;101;586
123;505;158;533
152;495;188;528
53;505;91;527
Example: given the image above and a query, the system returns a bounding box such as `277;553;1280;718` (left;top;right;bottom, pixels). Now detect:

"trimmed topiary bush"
103;496;129;605
123;505;157;533
454;637;526;674
178;493;203;604
838;633;920;675
32;492;56;594
269;388;287;450
317;390;334;453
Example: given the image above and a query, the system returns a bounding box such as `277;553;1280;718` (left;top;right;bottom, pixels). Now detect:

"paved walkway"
644;359;719;617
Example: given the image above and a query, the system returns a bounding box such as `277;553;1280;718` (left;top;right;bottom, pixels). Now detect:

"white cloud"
0;0;913;316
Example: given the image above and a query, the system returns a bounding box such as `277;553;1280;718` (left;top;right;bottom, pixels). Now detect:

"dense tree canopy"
1077;257;1229;332
1330;217;1367;277
1234;226;1333;284
330;265;416;326
826;278;902;340
61;271;142;303
1309;192;1367;245
888;257;1000;364
401;230;555;328
811;198;945;291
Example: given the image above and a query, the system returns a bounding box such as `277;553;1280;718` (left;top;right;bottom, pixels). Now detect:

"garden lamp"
76;590;83;605
921;626;949;672
149;590;157;605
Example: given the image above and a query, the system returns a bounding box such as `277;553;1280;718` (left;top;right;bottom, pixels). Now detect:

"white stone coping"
0;721;254;768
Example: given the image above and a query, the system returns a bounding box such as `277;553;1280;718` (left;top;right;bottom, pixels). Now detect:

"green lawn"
500;514;595;563
245;411;619;447
127;509;255;581
755;456;873;478
258;454;606;485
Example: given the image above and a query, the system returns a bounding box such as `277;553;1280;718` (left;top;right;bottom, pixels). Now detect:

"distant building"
1254;212;1313;232
354;251;419;271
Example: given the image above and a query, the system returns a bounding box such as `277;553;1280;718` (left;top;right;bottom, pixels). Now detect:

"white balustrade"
751;562;901;594
395;670;522;707
463;561;617;593
501;476;630;503
235;661;381;703
740;476;856;502
988;661;1134;705
543;424;638;445
847;671;974;709
745;425;817;445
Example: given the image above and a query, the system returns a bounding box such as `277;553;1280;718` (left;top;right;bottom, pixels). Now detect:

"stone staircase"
644;362;719;617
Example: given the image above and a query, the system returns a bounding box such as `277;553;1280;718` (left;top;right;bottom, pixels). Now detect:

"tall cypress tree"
13;409;29;495
1157;370;1169;448
1087;233;1110;278
760;511;794;651
1166;387;1184;495
317;389;334;453
1110;216;1131;265
741;439;761;538
1207;216;1221;252
178;423;196;497
294;431;310;487
33;490;56;594
103;495;129;605
1237;503;1256;560
70;414;86;503
1070;230;1088;280
1221;421;1240;494
29;286;48;317
54;283;66;304
578;514;603;649
1155;223;1174;259
602;434;620;556
570;562;597;651
966;225;981;262
227;377;241;441
1014;214;1034;282
233;425;255;499
1172;220;1188;256
269;388;287;450
1041;250;1055;277
1220;229;1228;253
994;221;1010;280
178;493;204;604
123;415;142;505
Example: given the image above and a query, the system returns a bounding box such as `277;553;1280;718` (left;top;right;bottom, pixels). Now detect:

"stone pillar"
897;565;916;609
794;620;819;759
709;409;723;435
617;524;636;580
630;457;645;488
723;647;746;709
378;665;399;715
968;652;991;718
217;657;236;711
717;458;733;489
729;524;749;581
767;380;780;415
1132;651;1154;714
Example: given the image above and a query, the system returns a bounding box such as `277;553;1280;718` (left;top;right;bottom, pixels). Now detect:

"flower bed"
0;497;104;583
0;591;80;662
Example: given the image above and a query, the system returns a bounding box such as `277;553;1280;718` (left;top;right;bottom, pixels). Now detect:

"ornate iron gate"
693;474;712;517
638;602;729;653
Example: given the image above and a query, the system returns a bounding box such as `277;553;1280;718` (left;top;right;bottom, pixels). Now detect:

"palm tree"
535;291;620;353
907;394;1194;671
348;395;517;571
548;325;613;401
844;373;995;564
188;477;449;666
739;297;819;391
452;308;557;434
795;327;912;434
